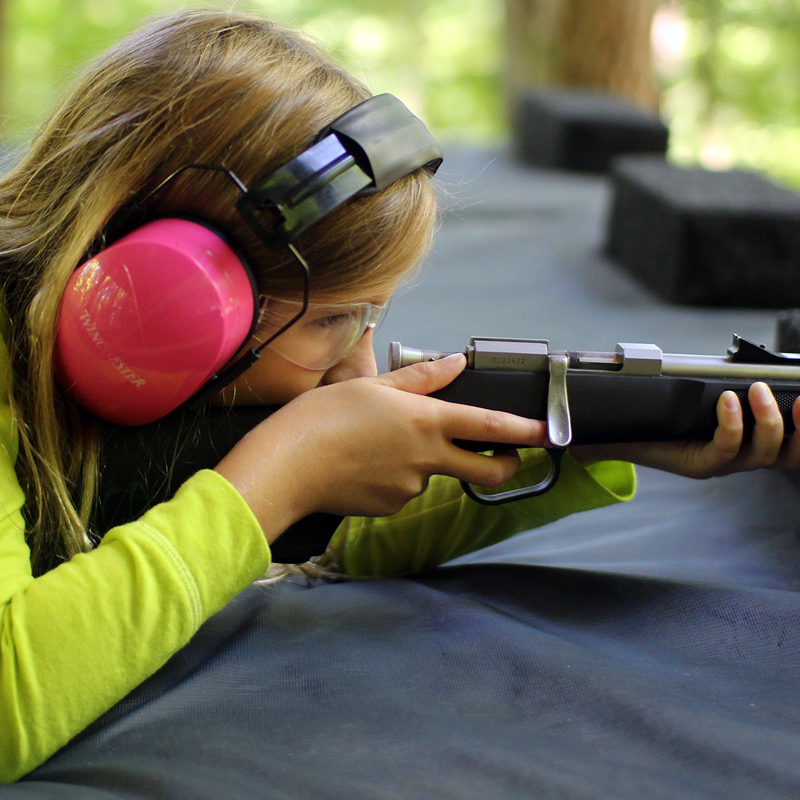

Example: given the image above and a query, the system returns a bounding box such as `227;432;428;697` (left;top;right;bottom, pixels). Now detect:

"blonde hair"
0;9;438;575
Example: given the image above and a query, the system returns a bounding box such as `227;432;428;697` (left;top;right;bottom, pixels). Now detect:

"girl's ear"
54;218;258;426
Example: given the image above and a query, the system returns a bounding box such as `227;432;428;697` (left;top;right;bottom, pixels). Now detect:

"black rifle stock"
389;335;800;504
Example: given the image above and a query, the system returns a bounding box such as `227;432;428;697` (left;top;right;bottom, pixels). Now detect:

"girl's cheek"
214;350;325;406
321;333;378;385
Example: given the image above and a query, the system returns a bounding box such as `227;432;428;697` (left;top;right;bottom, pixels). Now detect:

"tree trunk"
504;0;662;111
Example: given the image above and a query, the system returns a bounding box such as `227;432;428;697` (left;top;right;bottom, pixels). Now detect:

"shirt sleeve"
0;336;271;782
331;448;636;579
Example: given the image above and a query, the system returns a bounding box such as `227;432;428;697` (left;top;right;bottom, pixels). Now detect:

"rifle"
389;335;800;505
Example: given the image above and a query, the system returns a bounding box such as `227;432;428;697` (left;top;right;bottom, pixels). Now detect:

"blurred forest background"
0;0;799;186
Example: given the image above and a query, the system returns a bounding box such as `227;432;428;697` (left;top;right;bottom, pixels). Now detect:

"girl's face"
216;284;398;406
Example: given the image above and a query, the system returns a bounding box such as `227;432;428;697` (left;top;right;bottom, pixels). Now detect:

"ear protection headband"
54;94;442;426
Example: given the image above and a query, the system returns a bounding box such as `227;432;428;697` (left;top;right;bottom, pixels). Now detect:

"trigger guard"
460;449;565;506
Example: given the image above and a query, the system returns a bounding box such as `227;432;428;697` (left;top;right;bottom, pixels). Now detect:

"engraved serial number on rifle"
490;356;527;366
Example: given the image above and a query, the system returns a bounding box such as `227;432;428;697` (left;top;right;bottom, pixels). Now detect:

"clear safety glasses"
256;296;389;371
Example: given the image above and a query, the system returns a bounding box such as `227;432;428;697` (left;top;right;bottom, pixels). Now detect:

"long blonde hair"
0;9;438;575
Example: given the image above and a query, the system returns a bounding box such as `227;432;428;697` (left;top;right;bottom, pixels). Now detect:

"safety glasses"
256;296;389;370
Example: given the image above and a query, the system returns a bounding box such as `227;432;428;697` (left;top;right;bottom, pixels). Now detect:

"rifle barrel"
660;354;800;380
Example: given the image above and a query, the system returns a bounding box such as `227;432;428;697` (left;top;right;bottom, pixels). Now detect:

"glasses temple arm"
184;243;311;410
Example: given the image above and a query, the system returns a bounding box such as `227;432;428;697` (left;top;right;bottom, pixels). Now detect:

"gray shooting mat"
6;150;800;799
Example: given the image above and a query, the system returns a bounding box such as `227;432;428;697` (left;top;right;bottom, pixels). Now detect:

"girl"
0;8;796;784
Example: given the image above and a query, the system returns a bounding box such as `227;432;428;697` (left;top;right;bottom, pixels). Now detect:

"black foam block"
775;309;800;353
605;156;800;307
512;88;669;173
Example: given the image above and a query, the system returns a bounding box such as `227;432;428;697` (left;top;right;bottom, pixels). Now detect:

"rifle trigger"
547;354;572;448
460;449;565;505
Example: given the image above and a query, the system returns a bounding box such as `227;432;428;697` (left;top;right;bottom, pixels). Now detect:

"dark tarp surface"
5;151;800;799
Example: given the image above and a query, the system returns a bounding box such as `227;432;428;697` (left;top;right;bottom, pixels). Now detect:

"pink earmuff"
54;218;257;426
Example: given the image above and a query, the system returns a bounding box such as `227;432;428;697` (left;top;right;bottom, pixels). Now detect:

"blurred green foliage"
2;0;800;188
0;0;503;145
657;0;800;187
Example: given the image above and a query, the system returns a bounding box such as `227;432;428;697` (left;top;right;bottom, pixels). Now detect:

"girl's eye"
314;313;353;330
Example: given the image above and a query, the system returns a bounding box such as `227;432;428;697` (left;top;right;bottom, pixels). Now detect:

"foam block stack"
512;88;669;173
605;156;800;307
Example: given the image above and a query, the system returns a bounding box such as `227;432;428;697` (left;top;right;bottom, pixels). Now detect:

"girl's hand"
214;354;548;540
571;382;800;479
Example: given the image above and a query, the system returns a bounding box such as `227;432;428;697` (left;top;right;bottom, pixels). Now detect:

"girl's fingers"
377;353;467;395
439;404;547;450
378;355;547;449
709;390;745;464
746;382;785;467
442;446;523;489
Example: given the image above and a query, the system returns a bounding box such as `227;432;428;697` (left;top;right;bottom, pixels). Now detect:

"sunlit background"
1;0;800;187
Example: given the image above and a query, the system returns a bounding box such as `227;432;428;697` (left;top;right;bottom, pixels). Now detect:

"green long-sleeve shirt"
0;328;635;783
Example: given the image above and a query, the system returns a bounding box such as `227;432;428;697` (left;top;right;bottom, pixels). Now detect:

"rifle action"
389;335;800;504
